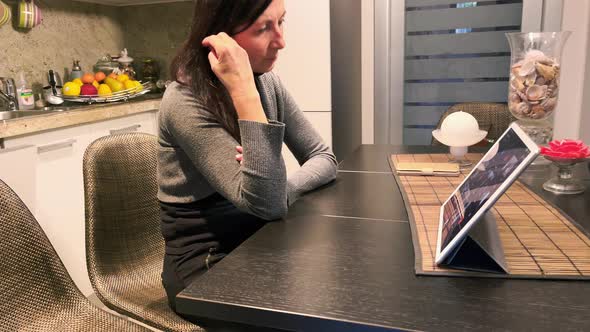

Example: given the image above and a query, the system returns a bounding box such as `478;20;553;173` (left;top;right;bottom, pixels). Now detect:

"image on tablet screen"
440;128;531;251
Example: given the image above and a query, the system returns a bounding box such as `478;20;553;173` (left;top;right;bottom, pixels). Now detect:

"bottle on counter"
16;71;34;110
70;60;83;80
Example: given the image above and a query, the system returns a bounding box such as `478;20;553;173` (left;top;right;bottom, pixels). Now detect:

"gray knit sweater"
157;72;338;220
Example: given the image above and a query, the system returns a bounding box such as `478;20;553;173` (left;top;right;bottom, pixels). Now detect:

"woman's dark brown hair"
170;0;273;141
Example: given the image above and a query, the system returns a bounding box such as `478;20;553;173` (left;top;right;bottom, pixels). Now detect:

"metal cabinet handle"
0;144;35;154
37;139;76;154
110;124;141;135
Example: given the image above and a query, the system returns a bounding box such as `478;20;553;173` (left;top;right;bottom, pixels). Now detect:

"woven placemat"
390;153;590;280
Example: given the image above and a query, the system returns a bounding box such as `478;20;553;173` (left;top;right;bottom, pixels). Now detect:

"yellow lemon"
116;74;130;83
108;79;124;93
92;80;99;89
72;78;83;86
62;82;81;96
133;80;143;92
97;84;112;96
124;80;136;91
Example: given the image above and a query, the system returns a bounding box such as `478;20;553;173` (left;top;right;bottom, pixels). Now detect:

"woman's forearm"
231;92;268;124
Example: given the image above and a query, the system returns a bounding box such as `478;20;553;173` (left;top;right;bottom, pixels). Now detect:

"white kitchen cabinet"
90;111;158;137
36;126;95;296
0;145;37;213
1;110;158;296
5;125;95;295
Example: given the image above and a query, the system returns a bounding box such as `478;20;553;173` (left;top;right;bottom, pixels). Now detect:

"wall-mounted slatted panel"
407;0;521;7
406;3;523;32
405;81;509;102
405;57;511;80
402;0;523;145
406;30;516;55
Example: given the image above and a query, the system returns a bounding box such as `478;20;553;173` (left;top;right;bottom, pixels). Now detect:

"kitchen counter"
0;93;163;140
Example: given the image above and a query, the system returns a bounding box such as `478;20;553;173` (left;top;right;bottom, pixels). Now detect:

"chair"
0;179;148;331
83;133;203;332
431;102;516;146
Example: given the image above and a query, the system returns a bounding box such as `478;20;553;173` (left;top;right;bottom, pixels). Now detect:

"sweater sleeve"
278;77;338;205
161;88;288;220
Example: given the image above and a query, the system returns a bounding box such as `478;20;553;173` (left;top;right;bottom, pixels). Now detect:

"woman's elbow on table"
245;199;288;221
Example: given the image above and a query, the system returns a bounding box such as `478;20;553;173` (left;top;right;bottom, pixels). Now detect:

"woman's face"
233;0;286;73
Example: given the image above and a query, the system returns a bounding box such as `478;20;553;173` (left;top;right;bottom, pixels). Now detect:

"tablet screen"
440;128;531;252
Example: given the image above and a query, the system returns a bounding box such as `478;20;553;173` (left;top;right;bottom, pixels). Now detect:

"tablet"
435;123;540;265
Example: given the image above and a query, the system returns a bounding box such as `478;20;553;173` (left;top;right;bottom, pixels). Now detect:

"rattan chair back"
83;133;202;331
0;179;147;331
431;102;516;146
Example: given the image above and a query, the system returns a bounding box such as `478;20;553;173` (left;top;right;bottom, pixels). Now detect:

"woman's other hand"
235;145;243;165
202;32;257;99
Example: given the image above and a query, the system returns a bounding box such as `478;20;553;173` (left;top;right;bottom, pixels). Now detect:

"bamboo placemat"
390;153;590;279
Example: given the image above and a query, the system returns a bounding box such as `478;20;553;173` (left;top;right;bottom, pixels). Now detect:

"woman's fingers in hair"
207;51;219;66
202;32;237;57
236;145;243;153
202;33;255;98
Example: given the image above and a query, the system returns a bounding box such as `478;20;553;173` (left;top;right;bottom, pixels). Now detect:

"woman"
158;0;337;315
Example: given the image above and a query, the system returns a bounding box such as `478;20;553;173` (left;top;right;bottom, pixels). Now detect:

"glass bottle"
141;58;160;83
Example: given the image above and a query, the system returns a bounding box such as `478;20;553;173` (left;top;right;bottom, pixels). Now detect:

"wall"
0;0;123;93
361;0;374;145
373;0;404;145
330;0;362;160
121;2;193;80
554;0;590;140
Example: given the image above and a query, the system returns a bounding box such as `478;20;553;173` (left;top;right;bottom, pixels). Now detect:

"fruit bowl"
58;81;152;104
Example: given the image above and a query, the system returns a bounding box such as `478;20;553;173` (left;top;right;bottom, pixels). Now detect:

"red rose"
541;139;590;159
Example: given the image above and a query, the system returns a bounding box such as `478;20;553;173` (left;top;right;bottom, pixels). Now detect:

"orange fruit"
108;72;118;80
81;73;95;84
94;71;106;82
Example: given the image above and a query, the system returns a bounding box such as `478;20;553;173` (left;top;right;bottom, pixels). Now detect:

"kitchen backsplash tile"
0;0;124;93
122;2;193;81
0;0;192;95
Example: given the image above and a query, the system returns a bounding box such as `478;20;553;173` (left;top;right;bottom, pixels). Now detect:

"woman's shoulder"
159;82;215;123
161;81;193;106
257;71;282;87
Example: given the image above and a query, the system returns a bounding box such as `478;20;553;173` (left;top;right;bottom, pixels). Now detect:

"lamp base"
449;146;472;168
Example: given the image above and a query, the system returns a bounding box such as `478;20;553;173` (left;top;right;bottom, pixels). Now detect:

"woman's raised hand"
202;32;257;99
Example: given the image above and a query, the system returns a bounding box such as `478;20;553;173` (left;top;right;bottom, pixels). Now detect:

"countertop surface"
0;93;163;139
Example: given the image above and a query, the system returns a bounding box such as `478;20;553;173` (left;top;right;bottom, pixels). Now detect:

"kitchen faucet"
0;77;18;112
0;89;17;111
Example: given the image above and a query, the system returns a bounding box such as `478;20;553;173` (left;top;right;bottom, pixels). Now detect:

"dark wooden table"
177;145;590;331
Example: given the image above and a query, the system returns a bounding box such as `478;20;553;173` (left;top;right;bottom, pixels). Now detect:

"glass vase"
542;157;589;195
506;32;571;147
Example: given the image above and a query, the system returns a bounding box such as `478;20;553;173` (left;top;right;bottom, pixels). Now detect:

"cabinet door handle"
110;124;141;135
37;139;77;154
0;144;35;154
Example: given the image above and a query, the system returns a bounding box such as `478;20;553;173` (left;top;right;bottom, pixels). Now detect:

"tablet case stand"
440;211;509;274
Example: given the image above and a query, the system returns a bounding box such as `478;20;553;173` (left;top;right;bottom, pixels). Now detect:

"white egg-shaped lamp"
432;111;487;167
